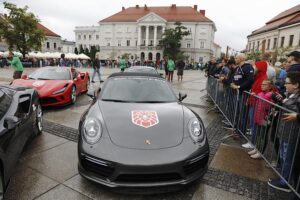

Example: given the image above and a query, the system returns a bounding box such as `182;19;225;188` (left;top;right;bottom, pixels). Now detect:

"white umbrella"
78;53;90;60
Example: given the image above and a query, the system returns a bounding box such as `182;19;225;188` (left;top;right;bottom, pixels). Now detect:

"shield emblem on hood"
132;111;159;128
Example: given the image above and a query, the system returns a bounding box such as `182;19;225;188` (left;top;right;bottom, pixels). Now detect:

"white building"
246;4;300;56
61;39;76;53
75;4;220;63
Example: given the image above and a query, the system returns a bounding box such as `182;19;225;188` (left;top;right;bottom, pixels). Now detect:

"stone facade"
75;5;220;63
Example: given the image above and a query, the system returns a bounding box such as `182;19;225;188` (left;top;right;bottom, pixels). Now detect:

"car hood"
12;79;71;97
98;101;184;150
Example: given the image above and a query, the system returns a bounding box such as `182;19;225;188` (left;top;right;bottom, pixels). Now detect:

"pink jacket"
254;91;273;125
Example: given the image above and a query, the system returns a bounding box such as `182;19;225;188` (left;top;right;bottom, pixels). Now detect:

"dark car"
0;85;42;198
126;66;164;77
77;72;209;192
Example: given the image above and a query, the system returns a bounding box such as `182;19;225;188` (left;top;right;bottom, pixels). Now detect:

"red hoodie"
248;61;268;106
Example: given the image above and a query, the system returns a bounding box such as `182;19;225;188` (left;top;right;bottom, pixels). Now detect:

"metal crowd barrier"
206;76;300;198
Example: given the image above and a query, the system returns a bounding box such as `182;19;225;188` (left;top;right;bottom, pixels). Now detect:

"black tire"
0;166;4;200
32;102;43;136
70;85;77;104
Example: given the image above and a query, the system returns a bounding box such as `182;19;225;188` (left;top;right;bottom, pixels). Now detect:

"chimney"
194;5;198;11
122;7;125;11
136;5;139;8
144;4;147;10
200;10;205;16
171;4;176;8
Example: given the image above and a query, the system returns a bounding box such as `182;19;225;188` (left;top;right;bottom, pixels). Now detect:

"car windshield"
101;77;177;103
127;67;158;74
28;68;70;80
0;89;12;120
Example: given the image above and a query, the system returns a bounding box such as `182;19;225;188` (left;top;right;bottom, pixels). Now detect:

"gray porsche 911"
78;72;209;190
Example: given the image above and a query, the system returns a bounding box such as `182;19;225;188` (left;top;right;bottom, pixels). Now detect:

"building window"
257;41;260;50
126;40;130;46
54;43;57;49
150;40;153;46
107;42;110;46
117;27;122;33
289;35;294;46
136;40;138;46
89;35;92;40
252;42;255;51
83;35;86;40
201;41;205;48
118;40;121;46
127;27;131;33
248;43;251;51
267;39;270;50
78;35;81;40
46;42;50;49
273;38;277;49
96;35;99;39
280;36;285;47
187;43;191;48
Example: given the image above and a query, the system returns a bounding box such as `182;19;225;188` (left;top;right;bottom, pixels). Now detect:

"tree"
90;45;100;59
79;45;84;54
0;2;45;58
74;47;78;55
159;22;190;60
246;50;261;61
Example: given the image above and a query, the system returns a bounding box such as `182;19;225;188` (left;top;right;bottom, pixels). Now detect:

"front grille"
183;153;209;176
115;173;182;183
40;97;58;105
81;156;115;178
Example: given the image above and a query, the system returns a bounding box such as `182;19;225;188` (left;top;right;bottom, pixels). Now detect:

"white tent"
78;53;90;60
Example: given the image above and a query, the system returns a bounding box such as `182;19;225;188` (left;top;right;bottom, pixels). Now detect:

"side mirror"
4;116;20;130
178;92;187;102
21;74;28;79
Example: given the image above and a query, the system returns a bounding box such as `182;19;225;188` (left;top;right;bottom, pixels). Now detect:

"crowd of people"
206;51;300;195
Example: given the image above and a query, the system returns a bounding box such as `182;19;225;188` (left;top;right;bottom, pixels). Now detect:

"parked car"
11;67;89;106
78;72;209;192
0;85;42;198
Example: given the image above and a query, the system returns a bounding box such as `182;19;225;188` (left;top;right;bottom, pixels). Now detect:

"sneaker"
250;152;262;159
268;179;292;193
100;80;104;83
91;80;95;83
242;142;253;149
248;149;257;155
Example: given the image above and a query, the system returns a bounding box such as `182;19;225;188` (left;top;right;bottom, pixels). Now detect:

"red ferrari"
12;67;90;106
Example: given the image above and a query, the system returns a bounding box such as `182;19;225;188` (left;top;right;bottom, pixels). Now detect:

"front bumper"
78;146;209;188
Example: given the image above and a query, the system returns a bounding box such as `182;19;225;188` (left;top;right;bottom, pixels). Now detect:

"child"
248;79;275;159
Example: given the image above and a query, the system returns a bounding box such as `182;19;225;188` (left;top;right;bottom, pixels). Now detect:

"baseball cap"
287;51;300;58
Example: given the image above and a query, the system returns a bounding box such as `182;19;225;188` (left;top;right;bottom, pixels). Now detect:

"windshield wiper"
138;101;169;103
37;78;50;80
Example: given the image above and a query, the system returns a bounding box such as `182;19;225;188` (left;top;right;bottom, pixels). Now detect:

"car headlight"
188;118;204;143
53;86;67;95
83;118;102;144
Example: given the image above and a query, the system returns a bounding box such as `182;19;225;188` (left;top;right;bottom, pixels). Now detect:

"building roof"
100;5;212;23
37;23;61;38
249;4;300;37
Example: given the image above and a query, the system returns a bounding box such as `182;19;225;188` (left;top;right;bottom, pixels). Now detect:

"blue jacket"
233;63;254;92
287;63;300;72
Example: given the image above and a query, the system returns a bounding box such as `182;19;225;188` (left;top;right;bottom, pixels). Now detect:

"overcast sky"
1;0;299;52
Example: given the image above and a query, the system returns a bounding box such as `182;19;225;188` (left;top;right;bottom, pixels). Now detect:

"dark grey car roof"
108;72;162;79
